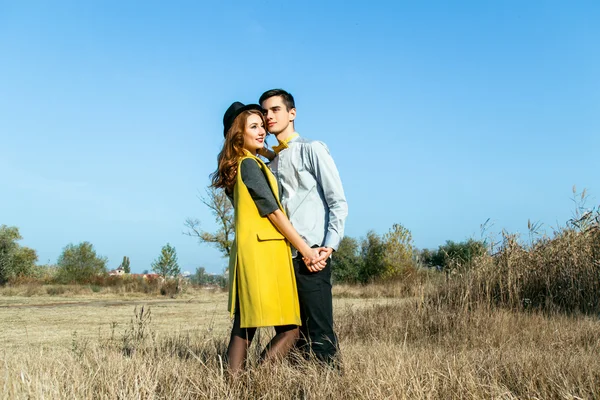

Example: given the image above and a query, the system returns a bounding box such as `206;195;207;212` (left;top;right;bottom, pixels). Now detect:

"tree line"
331;228;486;284
0;225;183;284
184;188;488;285
2;187;489;286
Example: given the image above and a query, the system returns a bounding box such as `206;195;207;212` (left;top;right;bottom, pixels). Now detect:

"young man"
259;89;348;364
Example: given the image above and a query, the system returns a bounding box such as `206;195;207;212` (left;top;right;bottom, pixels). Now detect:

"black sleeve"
240;158;279;217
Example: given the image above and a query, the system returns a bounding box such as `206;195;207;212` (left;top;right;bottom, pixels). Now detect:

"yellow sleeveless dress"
227;152;301;328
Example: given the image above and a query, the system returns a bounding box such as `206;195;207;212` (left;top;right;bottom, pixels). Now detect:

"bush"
86;274;163;294
90;284;102;293
333;224;417;284
56;242;107;284
160;279;181;297
0;225;38;284
332;237;362;284
334;265;441;299
382;223;415;277
47;286;66;296
358;231;387;283
420;238;487;271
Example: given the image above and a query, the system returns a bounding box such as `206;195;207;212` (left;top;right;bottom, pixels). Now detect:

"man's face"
261;96;296;135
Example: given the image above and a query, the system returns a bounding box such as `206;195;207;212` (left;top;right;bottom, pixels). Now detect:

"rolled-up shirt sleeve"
306;141;348;251
240;158;279;217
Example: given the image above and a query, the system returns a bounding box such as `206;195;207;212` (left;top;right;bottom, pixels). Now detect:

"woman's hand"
266;210;326;272
257;147;276;161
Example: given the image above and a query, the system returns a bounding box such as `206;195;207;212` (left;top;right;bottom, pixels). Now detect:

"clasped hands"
302;247;333;272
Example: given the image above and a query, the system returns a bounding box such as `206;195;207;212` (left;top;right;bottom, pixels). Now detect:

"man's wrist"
320;247;334;257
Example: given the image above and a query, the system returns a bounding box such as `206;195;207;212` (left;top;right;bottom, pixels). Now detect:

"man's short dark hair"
259;89;295;111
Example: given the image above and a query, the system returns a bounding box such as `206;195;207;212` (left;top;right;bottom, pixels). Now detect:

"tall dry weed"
334;266;441;299
436;206;600;314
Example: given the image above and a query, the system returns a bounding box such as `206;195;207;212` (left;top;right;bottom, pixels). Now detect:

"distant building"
108;266;126;276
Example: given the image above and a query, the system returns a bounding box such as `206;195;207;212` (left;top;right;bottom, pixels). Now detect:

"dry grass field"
0;286;232;350
0;285;391;350
1;280;599;399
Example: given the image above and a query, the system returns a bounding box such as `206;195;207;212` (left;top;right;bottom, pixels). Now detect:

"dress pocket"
257;230;285;241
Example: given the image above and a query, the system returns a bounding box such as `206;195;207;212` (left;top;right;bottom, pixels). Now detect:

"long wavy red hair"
211;109;267;194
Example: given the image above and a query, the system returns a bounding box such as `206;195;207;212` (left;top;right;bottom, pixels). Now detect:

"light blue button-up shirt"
268;134;348;256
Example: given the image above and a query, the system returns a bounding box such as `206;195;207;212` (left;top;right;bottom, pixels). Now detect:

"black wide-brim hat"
223;101;264;137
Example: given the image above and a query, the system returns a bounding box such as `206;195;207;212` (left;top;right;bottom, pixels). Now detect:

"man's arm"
257;147;276;161
307;141;348;252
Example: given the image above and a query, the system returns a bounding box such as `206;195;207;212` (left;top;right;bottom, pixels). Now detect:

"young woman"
212;101;322;374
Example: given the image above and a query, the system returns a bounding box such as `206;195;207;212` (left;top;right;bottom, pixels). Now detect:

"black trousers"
293;254;338;363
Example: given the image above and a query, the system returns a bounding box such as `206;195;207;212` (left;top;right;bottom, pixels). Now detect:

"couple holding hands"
211;89;348;373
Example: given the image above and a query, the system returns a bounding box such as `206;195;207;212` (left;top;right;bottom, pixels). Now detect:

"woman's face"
242;113;266;154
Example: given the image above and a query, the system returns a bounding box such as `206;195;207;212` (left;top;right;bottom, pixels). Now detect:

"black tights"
227;309;299;374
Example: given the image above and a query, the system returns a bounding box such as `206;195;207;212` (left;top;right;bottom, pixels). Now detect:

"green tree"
0;225;38;284
214;272;228;288
331;236;362;283
184;187;234;257
151;243;180;279
443;239;486;270
382;223;414;277
119;256;131;273
56;242;107;283
421;239;486;271
417;248;444;269
191;266;208;285
358;231;386;283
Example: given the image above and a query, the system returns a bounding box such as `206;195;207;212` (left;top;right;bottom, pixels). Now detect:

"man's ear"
289;108;297;122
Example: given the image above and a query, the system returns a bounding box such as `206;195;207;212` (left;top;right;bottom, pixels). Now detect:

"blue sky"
1;1;598;274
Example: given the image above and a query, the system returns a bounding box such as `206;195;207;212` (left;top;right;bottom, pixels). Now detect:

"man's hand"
302;247;333;272
302;248;322;272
